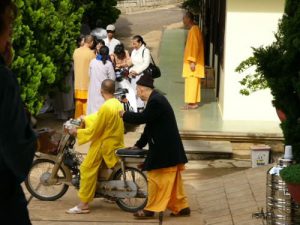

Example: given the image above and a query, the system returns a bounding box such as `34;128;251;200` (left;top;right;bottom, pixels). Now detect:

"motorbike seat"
116;148;148;158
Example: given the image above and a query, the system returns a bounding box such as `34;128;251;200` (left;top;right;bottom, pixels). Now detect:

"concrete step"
183;140;232;160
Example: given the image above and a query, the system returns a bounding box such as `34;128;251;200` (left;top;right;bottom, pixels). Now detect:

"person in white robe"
87;46;115;114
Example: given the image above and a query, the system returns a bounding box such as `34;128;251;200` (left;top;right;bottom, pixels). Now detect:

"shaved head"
84;35;94;44
101;79;115;95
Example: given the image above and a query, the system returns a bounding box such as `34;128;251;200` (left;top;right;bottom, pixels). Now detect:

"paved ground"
26;161;269;225
27;4;275;225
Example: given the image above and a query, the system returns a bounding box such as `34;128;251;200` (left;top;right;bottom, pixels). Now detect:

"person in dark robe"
119;74;190;219
0;1;37;224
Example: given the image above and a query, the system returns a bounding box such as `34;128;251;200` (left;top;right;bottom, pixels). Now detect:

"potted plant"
236;0;300;201
280;164;300;203
236;0;300;164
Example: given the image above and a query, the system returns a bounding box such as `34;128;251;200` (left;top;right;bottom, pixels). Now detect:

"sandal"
181;105;192;110
170;207;191;217
180;104;199;110
66;206;90;214
133;210;155;219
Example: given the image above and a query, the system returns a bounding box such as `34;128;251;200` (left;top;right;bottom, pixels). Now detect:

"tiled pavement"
28;161;270;225
190;166;268;225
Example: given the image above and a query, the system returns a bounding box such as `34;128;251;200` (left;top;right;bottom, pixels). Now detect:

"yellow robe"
73;46;96;117
144;164;189;213
77;98;125;203
182;25;205;104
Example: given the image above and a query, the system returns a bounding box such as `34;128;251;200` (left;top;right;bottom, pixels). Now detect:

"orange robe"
144;164;189;213
73;46;96;118
182;25;205;104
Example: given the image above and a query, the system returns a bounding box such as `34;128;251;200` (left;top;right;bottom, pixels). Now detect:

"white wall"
220;0;284;121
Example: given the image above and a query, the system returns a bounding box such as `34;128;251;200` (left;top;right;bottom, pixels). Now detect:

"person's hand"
68;127;77;137
190;62;196;72
129;70;138;77
119;110;125;118
79;115;86;128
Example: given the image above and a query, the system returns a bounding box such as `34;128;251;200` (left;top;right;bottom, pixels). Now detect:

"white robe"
87;59;115;115
129;45;151;108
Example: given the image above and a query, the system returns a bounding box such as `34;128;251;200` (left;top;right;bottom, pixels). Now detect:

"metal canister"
266;159;300;224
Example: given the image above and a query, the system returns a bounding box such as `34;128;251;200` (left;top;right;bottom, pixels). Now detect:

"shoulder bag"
142;49;161;79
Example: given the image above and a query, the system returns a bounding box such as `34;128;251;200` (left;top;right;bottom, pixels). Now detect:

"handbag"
142;49;161;79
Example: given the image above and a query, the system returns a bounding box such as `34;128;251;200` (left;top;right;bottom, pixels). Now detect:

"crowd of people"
73;24;152;120
0;0;205;223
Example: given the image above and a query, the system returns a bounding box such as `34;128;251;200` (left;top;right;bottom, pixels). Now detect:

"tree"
12;0;84;114
83;0;121;29
11;0;120;115
236;0;300;162
73;0;121;29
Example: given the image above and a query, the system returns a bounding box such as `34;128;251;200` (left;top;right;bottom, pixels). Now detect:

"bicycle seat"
116;148;148;158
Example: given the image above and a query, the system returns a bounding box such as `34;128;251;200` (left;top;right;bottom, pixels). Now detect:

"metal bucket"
266;159;300;224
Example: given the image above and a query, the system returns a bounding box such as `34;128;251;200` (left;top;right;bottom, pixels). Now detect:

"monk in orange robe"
182;11;205;110
73;35;96;118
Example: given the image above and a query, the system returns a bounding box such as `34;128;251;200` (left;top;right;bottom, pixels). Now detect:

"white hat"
106;24;115;31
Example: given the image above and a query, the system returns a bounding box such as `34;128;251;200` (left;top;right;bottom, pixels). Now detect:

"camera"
115;68;129;82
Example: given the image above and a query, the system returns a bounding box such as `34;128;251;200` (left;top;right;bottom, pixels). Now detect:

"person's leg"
75;98;83;119
167;166;190;216
82;99;87;116
183;77;200;109
78;158;102;205
131;74;145;109
142;168;177;212
1;184;32;225
67;147;102;213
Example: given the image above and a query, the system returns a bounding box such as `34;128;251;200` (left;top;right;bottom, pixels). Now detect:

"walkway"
27;162;269;225
156;28;282;137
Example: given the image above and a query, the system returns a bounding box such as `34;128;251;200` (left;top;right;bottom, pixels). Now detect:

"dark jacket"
0;56;36;184
123;90;188;171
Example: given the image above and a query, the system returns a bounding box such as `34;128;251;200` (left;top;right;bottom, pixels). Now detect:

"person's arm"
125;50;132;67
133;48;151;74
123;98;161;124
187;26;200;63
135;126;148;149
77;106;107;145
0;69;36;183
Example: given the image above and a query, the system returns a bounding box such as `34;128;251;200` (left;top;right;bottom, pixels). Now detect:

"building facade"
200;0;285;121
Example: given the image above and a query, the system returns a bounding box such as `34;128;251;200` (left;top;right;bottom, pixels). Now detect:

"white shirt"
129;45;151;75
87;59;115;114
104;37;120;55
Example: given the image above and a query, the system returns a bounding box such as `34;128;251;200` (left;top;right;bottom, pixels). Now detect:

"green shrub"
12;0;84;114
280;164;300;184
236;0;300;163
12;0;120;115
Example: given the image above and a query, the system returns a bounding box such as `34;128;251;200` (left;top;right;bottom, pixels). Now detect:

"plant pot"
287;183;300;203
276;108;287;122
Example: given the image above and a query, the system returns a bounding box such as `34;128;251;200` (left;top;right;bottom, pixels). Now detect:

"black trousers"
0;172;31;225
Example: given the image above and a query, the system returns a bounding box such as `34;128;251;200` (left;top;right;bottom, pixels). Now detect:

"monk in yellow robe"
182;11;205;110
66;79;125;214
73;35;96;118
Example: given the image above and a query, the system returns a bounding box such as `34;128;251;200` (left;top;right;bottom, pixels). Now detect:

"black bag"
142;49;161;79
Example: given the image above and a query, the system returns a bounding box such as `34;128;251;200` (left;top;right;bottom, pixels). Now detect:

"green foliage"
280;164;300;184
12;0;84;114
82;0;120;29
236;0;300;162
11;0;120;114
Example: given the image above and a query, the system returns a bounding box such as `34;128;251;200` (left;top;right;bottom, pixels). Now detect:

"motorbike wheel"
25;159;69;201
113;167;148;212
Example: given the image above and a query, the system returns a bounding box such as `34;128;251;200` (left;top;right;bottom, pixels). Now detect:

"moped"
25;118;148;212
